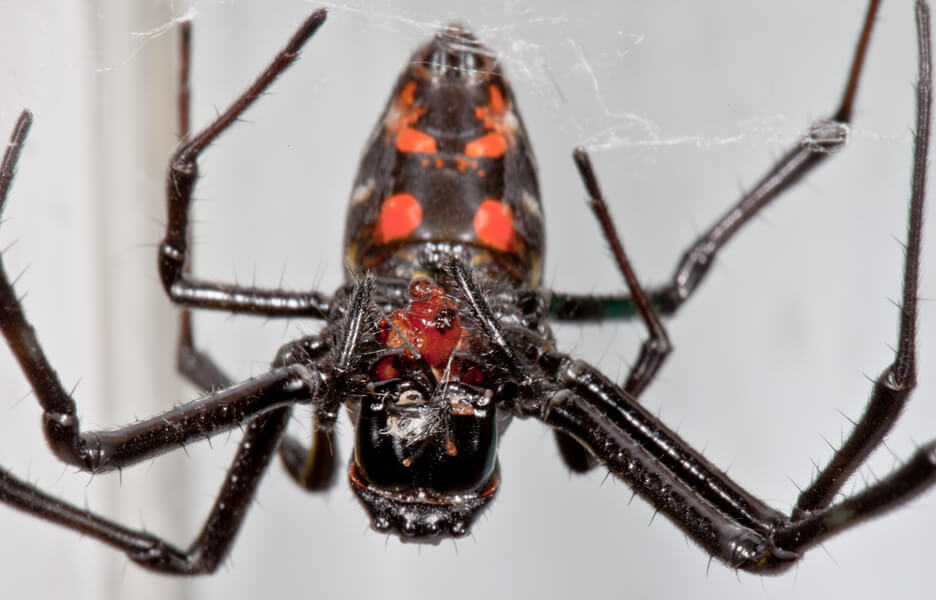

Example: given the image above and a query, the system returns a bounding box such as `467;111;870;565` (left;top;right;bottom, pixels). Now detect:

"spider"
0;0;934;593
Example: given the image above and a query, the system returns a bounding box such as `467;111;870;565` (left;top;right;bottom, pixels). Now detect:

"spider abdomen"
343;24;544;286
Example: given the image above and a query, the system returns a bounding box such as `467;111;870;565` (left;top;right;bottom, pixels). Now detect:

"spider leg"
551;150;674;472
453;0;935;561
176;316;231;391
274;335;340;491
572;148;671;400
539;0;936;569
274;278;375;492
171;18;231;392
794;0;931;515
168;17;339;493
538;353;796;571
0;108;375;567
539;343;935;571
0;109;322;472
0;407;291;574
549;0;881;322
159;9;333;319
444;255;532;388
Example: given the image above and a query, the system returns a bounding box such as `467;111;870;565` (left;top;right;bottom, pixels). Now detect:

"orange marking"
375;356;400;381
471;84;514;156
374;194;422;243
385;80;425;136
396;127;437;154
473;199;515;252
465;132;507;158
488;84;505;113
399;81;418;107
477;473;499;498
455;155;478;173
445;440;458;457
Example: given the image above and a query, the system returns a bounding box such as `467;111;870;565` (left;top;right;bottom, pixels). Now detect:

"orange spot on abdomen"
465;132;507;158
399;81;418;107
473;199;515;252
375;193;422;243
487;84;505;113
396;127;437;154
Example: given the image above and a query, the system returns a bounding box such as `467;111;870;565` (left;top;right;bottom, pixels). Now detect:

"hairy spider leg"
0;105;348;572
169;18;339;493
547;0;882;474
158;10;331;319
0;9;383;573
549;0;882;322
456;0;936;572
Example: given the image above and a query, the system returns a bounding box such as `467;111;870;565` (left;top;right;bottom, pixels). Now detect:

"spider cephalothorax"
348;277;506;538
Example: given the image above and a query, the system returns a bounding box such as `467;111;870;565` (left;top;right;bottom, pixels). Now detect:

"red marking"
386;81;426;137
487;84;505;113
378;279;463;367
445;440;458;457
374;194;422;243
455;155;478;173
374;356;400;381
399;81;418;107
471;84;514;157
349;463;366;489
460;363;485;386
474;85;507;126
396;127;437;154
473;199;515;252
465;132;507;158
477;473;499;498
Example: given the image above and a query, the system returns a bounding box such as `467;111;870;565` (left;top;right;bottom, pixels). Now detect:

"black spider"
0;0;934;583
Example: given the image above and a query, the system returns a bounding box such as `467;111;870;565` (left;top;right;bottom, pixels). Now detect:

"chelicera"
0;0;934;575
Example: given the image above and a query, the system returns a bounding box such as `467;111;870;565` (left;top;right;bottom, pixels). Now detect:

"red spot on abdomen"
396;127;437;154
487;84;505;113
375;193;422;243
473;199;515;252
464;132;507;158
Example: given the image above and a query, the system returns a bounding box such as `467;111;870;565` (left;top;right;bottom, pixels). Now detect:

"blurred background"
0;1;933;598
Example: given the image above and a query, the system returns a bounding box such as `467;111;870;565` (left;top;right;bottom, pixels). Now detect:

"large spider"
0;1;934;597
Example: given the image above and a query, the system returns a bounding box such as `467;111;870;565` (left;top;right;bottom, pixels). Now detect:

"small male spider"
0;0;934;596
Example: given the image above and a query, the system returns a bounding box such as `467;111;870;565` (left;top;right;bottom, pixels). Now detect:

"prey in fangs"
0;0;935;576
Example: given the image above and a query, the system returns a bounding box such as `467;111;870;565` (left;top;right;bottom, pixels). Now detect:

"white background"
1;1;934;599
